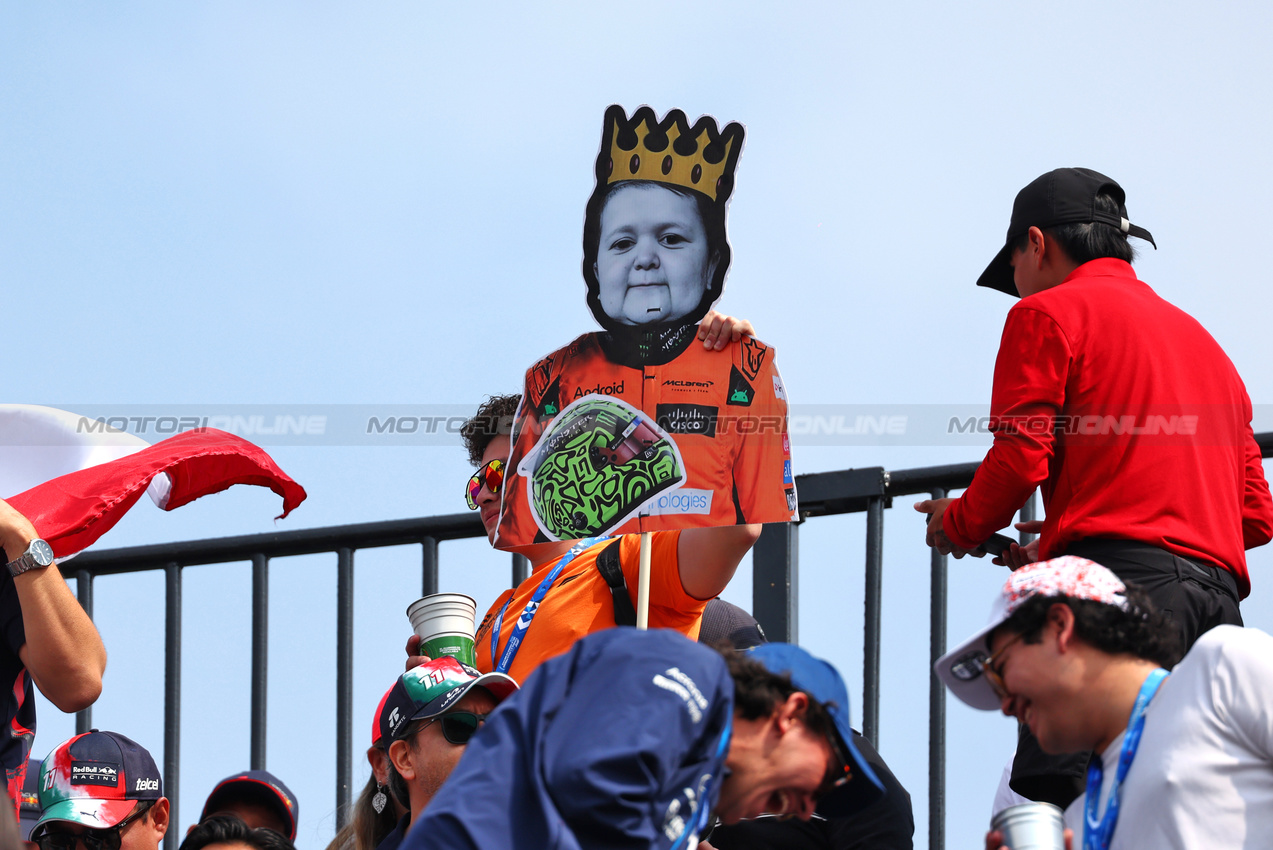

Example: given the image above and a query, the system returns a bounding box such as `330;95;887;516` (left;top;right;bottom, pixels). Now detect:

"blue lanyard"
1083;668;1168;850
489;537;606;674
672;713;733;850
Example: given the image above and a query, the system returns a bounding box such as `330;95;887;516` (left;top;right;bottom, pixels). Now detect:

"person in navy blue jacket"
402;627;885;850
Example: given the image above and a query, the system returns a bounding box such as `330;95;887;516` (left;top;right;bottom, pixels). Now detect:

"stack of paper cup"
406;593;478;666
990;802;1065;850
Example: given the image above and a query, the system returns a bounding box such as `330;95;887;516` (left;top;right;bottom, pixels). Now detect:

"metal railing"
69;431;1273;850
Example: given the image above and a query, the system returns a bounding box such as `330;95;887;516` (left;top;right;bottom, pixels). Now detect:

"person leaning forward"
916;167;1273;807
401;628;886;850
938;556;1273;850
698;599;915;850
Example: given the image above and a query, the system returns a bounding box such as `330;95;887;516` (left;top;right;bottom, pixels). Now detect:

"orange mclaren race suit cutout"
494;326;796;549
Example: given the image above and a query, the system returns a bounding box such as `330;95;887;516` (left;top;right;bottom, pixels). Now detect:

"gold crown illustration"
599;105;744;203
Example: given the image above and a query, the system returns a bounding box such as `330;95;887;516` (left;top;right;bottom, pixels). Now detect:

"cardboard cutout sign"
494;105;795;550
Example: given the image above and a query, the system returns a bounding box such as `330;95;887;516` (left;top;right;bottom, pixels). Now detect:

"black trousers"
1008;539;1242;808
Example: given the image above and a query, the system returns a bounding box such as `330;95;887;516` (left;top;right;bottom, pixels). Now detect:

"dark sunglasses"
465;459;505;509
816;736;853;803
417;711;488;745
35;802;152;850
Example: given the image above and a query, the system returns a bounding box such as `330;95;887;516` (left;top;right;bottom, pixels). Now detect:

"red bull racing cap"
31;730;162;838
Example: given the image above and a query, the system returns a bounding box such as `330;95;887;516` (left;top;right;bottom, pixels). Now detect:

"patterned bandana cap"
934;557;1128;710
380;656;518;742
1001;557;1128;615
33;731;162;837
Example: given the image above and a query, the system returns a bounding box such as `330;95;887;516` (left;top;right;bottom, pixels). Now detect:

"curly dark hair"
717;644;838;748
460;394;521;467
997;585;1183;669
180;815;296;850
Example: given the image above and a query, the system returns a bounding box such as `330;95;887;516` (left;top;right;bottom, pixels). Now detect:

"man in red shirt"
915;167;1273;806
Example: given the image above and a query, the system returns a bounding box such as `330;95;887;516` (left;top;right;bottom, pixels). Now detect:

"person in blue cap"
401;627;884;850
697;598;914;849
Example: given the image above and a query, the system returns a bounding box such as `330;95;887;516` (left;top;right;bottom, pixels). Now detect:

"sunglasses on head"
34;801;153;850
465;459;505;509
416;711;488;745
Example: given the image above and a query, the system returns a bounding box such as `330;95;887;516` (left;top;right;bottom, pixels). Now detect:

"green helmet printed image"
518;395;685;540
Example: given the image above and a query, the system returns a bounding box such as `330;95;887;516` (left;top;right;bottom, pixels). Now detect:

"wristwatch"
6;539;55;578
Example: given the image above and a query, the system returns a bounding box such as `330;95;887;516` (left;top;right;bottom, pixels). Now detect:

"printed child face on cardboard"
582;105;743;334
593;182;720;326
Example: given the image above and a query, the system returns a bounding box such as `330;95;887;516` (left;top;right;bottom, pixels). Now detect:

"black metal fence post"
163;563;181;850
752;523;798;643
421;537;438;596
512;553;530;587
75;569;93;736
335;548;355;828
862;497;884;746
250;554;269;770
1020;491;1038;545
928;488;948;850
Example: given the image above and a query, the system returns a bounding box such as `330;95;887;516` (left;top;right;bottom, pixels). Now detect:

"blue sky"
4;2;1272;846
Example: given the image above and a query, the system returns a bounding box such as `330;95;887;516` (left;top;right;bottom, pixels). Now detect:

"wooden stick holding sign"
636;530;651;629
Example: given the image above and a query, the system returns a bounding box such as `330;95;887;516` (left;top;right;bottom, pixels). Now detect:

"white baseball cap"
935;557;1128;710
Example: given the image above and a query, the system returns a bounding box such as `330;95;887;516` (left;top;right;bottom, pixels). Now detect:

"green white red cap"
32;730;162;837
381;656;517;741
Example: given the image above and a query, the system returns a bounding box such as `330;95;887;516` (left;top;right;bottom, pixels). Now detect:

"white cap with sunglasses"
935;557;1130;710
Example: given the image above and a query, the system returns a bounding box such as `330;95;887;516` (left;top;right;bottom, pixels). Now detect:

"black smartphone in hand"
980;533;1016;556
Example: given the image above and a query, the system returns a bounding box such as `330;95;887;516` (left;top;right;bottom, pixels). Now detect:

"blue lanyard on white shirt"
489;536;606;674
1083;668;1169;850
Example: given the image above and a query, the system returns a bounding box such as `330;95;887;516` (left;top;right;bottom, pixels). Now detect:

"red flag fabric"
6;429;306;559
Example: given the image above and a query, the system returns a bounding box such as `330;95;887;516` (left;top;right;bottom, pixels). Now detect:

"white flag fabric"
0;405;169;514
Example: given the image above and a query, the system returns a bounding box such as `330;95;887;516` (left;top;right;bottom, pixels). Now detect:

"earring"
372;784;388;814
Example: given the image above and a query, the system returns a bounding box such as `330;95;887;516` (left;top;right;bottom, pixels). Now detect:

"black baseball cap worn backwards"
977;167;1157;297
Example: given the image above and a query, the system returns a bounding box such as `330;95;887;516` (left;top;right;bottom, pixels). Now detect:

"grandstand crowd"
2;165;1271;850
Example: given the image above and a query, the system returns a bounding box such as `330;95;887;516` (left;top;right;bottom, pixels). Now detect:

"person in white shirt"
935;556;1273;849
